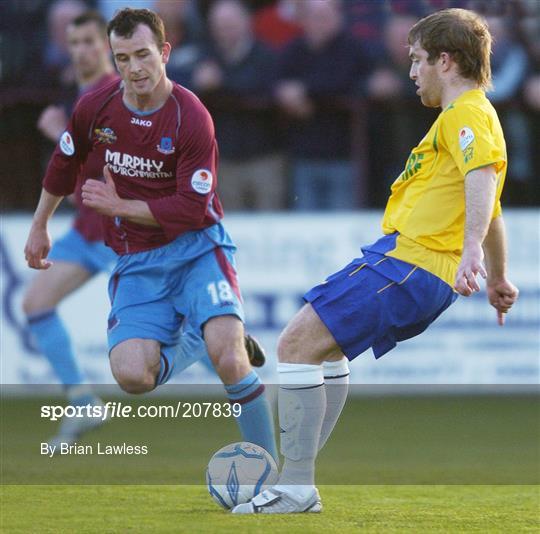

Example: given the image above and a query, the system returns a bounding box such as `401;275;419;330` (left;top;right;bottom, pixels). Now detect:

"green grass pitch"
2;485;539;533
1;395;539;532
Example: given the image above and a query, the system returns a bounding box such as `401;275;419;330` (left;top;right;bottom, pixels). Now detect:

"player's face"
67;22;109;79
110;24;170;97
409;41;442;108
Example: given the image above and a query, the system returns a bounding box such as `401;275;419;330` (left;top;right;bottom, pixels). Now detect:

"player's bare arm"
81;166;160;226
24;189;64;270
454;165;497;296
482;216;519;325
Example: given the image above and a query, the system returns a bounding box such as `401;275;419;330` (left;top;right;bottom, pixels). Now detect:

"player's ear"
161;42;171;64
439;51;452;72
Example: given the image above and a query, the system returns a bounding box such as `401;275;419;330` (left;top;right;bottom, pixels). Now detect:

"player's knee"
110;341;159;394
212;349;246;379
209;335;250;383
277;305;332;364
277;326;319;364
111;361;156;395
22;290;46;317
113;367;155;394
204;317;249;381
21;293;35;316
277;329;298;363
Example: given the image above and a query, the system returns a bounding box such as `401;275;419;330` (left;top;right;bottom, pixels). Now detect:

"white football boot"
231;487;322;514
48;398;108;451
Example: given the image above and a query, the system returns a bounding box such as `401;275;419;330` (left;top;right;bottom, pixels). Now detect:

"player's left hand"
454;241;486;296
24;224;53;270
486;278;519;326
81;166;123;217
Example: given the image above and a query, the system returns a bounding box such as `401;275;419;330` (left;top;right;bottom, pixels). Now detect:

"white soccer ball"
206;441;279;510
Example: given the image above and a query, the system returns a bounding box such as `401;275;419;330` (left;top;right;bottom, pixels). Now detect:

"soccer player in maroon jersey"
24;8;277;460
22;11;117;448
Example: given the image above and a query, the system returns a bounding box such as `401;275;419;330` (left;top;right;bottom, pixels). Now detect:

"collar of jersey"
445;88;484;112
120;82;166;116
123;99;163;116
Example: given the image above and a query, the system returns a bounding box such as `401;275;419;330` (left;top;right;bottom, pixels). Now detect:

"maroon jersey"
72;72;119;242
43;81;224;255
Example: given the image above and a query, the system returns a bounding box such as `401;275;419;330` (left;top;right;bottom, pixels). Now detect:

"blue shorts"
106;224;244;353
304;235;458;360
49;227;117;274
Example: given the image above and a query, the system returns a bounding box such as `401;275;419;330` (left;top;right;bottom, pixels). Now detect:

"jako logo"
131;117;152;127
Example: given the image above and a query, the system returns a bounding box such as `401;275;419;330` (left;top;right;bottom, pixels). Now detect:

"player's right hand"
454;241;486;296
24;225;53;270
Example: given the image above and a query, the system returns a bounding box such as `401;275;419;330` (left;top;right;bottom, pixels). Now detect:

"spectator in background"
486;14;529;104
192;0;285;211
518;0;540;204
38;11;115;143
522;70;540;204
345;1;467;63
522;11;540;111
24;10;118;448
345;0;427;63
42;0;87;87
524;74;540;109
155;0;204;88
1;0;50;86
518;0;540;68
275;0;371;210
366;13;435;206
367;14;420;102
485;13;531;202
253;0;303;51
97;0;153;21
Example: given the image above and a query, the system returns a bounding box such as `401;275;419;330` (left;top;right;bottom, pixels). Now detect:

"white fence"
1;211;538;386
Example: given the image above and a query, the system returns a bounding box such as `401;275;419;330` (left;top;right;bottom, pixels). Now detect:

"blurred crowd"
1;0;539;211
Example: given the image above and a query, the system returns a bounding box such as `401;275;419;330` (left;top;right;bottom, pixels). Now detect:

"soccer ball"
206;442;279;510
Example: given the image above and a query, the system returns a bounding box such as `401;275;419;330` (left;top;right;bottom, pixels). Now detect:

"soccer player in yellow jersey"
233;8;519;514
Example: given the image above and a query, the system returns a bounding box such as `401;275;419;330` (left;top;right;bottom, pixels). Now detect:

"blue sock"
27;309;84;386
156;352;175;386
159;329;214;385
225;370;278;462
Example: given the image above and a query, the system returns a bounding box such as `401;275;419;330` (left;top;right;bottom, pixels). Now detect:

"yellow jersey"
381;89;507;287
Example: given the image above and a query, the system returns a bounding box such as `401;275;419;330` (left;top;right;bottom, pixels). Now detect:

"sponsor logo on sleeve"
463;146;474;163
59;131;75;156
191;169;213;194
459;127;475;151
94;127;117;145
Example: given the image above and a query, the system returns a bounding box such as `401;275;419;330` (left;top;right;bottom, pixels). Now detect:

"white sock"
274;363;325;499
318;357;350;451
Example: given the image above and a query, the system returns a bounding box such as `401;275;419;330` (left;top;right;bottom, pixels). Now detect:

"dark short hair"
71;10;108;38
107;8;166;50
